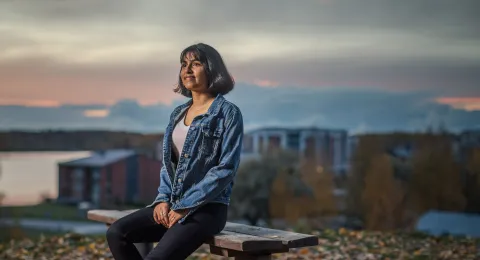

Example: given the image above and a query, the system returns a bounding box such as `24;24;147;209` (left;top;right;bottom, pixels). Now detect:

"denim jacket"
147;94;244;223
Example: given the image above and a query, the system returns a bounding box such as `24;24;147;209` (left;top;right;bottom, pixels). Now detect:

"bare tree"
0;157;4;206
409;138;466;214
362;154;405;230
230;150;299;226
465;148;480;213
299;159;337;216
345;135;384;222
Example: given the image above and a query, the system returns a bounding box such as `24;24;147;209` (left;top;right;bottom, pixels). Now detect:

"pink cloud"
83;109;109;118
436;97;480;111
0;98;61;107
0;60;181;106
252;79;280;88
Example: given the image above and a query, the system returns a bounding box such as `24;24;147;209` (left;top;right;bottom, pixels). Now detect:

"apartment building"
241;127;349;175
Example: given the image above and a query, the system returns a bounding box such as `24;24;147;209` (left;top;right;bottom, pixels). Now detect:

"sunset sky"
1;0;479;133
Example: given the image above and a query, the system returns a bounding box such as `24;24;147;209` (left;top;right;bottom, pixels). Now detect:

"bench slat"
88;209;135;224
224;222;318;248
87;210;287;252
208;231;287;252
87;209;317;251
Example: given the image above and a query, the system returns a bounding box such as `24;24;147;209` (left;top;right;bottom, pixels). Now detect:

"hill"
0;130;163;153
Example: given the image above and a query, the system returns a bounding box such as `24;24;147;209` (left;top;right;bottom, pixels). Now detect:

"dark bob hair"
174;43;235;98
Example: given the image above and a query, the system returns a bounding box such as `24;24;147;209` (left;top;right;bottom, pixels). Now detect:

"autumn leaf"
1;230;480;259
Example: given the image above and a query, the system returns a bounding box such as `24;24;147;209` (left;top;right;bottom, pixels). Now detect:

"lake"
0;151;92;205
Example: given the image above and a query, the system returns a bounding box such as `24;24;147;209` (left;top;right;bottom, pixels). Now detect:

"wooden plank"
235;255;271;260
210;246;273;260
209;245;286;257
224;222;318;248
88;210;287;253
87;209;137;224
87;209;318;249
207;231;287;252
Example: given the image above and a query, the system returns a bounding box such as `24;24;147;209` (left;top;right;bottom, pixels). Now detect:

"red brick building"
57;149;162;207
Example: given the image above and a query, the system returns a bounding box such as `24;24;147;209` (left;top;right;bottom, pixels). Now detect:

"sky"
1;0;479;133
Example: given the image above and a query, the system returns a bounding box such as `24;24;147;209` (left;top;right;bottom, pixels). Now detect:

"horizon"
1;0;479;132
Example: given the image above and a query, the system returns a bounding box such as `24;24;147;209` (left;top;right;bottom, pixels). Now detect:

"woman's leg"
106;207;167;260
145;203;228;260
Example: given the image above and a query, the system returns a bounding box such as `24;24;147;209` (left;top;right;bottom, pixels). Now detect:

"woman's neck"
191;92;215;108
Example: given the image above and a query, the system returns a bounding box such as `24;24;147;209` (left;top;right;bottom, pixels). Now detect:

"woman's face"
181;52;208;92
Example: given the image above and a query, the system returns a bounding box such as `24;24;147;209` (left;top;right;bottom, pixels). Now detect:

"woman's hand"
153;202;170;227
167;209;189;228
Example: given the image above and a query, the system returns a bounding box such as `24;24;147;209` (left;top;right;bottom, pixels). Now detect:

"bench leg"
209;245;273;260
234;255;271;260
134;243;153;258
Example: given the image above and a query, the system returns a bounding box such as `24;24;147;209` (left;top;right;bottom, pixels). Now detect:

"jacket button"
178;178;182;183
184;153;189;158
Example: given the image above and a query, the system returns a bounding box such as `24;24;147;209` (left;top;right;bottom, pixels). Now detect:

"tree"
345;135;384;221
299;159;337;216
230;150;299;226
409;138;466;214
362;154;405;230
465;148;480;213
0;160;4;206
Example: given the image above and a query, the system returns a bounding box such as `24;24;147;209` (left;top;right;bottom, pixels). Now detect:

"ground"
1;203;89;222
0;202;137;222
0;228;479;260
1;204;479;259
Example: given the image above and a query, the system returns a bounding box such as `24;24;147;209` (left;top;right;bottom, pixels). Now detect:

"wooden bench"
88;209;319;259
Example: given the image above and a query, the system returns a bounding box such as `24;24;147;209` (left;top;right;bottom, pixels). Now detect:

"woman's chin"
186;85;208;93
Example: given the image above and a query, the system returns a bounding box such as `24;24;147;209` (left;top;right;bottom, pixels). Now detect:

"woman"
106;43;244;260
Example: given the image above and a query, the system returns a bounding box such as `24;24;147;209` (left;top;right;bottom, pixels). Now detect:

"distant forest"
0;130;164;153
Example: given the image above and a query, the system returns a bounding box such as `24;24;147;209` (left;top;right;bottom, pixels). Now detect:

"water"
0;151;92;205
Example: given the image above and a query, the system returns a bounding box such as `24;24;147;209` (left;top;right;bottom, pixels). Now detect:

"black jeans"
106;203;228;260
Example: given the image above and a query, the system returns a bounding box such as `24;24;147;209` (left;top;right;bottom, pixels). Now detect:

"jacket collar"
176;93;225;117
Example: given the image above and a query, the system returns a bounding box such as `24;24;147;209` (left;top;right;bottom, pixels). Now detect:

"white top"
172;112;190;160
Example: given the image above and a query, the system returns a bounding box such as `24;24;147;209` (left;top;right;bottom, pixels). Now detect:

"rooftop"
58;149;136;167
416;210;480;238
246;126;348;135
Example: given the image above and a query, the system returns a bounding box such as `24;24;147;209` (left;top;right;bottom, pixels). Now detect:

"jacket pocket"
200;118;224;155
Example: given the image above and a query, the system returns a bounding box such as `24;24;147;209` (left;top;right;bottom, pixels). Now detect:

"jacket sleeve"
172;108;244;210
148;163;172;207
149;114;175;207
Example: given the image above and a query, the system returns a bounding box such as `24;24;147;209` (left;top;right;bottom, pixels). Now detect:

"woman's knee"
106;221;126;242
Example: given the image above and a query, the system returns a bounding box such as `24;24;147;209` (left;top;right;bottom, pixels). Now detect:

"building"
457;130;480;147
57;149;162;207
455;129;480;161
241;127;349;175
416;210;480;238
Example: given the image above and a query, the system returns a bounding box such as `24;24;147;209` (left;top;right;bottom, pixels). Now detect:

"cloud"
83;109;109;118
0;0;479;106
1;84;478;133
252;79;279;88
436;97;480;111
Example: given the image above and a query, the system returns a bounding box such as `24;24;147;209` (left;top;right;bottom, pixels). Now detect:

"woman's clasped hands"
153;202;188;228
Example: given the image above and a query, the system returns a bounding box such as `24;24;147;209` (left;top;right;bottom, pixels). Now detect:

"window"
287;132;300;151
304;136;316;159
242;135;254;153
106;166;112;196
72;168;84;198
91;169;100;205
258;136;264;153
268;135;281;152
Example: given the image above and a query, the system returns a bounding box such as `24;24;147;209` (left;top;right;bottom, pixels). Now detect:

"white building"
241;127;349;175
